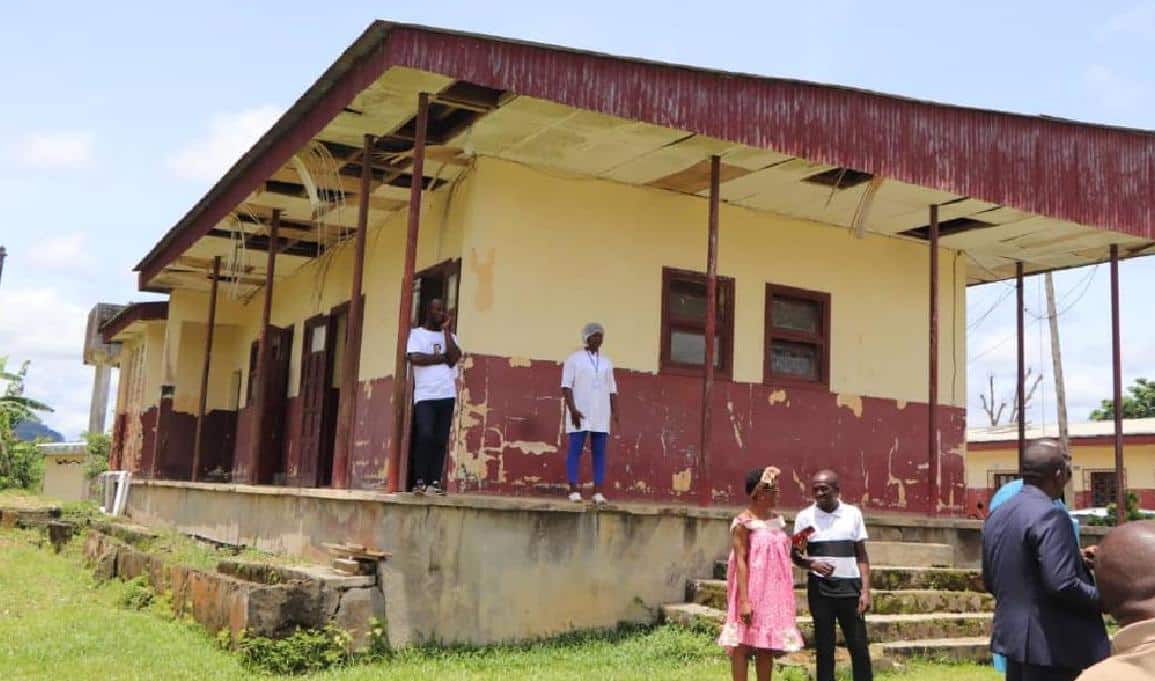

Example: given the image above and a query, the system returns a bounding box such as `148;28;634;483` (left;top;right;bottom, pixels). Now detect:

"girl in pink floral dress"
718;466;804;681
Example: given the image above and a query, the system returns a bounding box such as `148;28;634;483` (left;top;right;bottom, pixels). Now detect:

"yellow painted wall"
159;157;965;412
966;443;1155;492
457;158;966;406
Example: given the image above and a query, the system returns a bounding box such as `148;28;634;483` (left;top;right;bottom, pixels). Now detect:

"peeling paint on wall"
768;390;788;406
726;401;745;449
836;393;863;418
469;247;495;312
447;353;964;512
508;357;532;368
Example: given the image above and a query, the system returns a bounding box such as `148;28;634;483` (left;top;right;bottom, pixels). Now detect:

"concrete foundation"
126;480;1105;646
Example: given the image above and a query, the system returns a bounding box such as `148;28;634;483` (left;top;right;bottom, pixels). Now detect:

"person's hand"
1082;545;1098;570
740;600;753;625
810;561;835;578
857;590;871;615
571;409;584;430
441;314;454;331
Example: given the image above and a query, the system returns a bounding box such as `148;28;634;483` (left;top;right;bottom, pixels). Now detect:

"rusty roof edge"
135;20;1155;286
398;22;1155;139
99;301;170;343
133;20;396;278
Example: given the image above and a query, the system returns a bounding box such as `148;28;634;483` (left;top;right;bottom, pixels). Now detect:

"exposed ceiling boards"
148;65;1152;293
325;68;455;148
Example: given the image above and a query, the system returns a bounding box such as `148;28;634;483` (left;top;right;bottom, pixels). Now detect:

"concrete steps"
660;602;992;645
660;603;992;667
688;579;994;615
880;637;992;664
713;561;984;592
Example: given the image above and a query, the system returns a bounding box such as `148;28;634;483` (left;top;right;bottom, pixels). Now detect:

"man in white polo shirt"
793;469;873;681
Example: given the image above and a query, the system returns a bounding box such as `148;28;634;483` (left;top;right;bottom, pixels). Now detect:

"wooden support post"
191;255;221;481
1110;244;1126;525
928;205;939;513
386;93;429;493
249;210;280;483
699;154;721;507
1016;261;1026;472
332;134;375;489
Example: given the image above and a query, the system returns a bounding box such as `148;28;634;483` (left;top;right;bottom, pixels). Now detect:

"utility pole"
1045;272;1074;505
0;246;7;289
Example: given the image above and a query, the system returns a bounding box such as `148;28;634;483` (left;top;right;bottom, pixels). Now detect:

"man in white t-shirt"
405;298;461;495
561;322;619;505
793;470;874;681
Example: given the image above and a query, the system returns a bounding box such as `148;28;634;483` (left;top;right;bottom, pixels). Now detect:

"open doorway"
250;324;294;485
297;303;349;487
411;259;461;329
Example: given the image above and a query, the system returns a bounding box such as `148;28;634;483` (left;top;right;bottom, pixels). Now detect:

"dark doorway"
298;303;351;488
412;259;461;328
254;324;294;485
298;314;332;487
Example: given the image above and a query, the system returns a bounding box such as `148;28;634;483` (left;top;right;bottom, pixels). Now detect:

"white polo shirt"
560;350;618;434
406;328;460;404
794;501;869;582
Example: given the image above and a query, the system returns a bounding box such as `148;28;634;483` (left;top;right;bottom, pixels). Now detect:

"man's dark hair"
1021;439;1066;484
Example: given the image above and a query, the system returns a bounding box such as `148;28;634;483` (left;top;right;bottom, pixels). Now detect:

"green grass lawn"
0;528;999;680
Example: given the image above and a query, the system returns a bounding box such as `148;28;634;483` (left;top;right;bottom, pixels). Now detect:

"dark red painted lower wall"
449;354;964;513
144;352;965;513
153;398;195;480
138;407;157;476
350;377;395;490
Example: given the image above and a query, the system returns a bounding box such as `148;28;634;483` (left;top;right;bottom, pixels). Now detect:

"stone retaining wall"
81;525;385;648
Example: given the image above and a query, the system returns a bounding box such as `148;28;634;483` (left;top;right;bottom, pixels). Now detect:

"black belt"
806;540;857;558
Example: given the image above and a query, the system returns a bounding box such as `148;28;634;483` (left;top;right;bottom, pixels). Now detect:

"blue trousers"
566;431;607;486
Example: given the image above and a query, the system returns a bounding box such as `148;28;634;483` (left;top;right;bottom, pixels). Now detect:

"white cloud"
165;105;282;182
1100;1;1155;38
0;286;95;439
9;131;93;169
25;232;92;270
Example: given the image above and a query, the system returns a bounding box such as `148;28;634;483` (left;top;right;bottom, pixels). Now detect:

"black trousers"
408;398;455;491
808;590;873;681
1005;660;1081;681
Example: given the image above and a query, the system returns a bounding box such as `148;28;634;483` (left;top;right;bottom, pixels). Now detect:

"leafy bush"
0;438;43;491
1084;491;1155;527
236;625;353;675
83;432;111;480
117;577;154;610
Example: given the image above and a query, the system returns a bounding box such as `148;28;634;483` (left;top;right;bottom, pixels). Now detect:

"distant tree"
979;369;1044;426
0;357;53;490
1089;378;1155;421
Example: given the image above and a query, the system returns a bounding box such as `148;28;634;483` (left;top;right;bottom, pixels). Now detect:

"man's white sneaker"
568;491;583;503
592;493;607;506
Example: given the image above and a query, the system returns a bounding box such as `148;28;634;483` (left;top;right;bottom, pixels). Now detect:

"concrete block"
333;587;386;650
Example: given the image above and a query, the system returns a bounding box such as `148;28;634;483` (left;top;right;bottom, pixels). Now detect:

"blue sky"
0;1;1152;437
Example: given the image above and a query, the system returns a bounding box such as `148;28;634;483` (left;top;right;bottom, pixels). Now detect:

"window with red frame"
660;267;735;376
764;284;830;387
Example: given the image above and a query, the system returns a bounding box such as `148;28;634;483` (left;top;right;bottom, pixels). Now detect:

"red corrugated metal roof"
136;21;1155;287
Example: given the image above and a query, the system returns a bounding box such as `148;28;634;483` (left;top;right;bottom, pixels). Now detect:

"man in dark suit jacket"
982;439;1109;681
